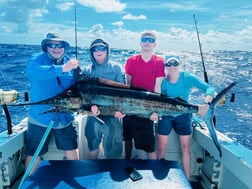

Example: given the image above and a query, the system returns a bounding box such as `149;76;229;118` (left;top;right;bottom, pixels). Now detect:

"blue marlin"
26;78;201;116
5;77;237;157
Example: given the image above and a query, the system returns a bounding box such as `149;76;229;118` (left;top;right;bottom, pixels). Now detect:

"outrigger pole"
193;14;209;83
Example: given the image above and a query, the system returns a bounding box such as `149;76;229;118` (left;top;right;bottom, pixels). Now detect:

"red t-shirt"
125;54;165;92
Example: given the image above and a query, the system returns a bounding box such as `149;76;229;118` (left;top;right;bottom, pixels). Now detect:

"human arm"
26;54;79;81
189;73;214;116
126;74;132;85
149;112;159;122
114;111;126;119
154;76;164;93
149;77;164;121
205;95;214;104
197;103;210;116
189;73;215;98
113;72;128;119
154;56;165;93
113;63;126;84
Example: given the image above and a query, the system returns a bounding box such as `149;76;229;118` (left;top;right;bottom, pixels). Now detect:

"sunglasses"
47;43;64;49
91;46;107;52
141;37;155;43
165;61;179;67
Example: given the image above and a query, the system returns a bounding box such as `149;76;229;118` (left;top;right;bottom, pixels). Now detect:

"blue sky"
0;0;252;52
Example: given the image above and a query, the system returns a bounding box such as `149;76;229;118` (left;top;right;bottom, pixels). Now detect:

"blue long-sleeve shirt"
26;52;74;128
161;71;215;102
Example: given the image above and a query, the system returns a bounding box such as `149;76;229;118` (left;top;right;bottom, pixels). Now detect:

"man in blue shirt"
25;33;79;174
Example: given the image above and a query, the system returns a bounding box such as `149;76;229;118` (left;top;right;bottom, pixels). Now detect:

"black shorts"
123;115;155;153
25;122;78;156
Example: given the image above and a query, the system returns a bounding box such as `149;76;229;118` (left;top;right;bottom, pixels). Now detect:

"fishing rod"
193;14;235;104
73;3;83;82
74;4;78;59
193;14;219;127
193;14;209;83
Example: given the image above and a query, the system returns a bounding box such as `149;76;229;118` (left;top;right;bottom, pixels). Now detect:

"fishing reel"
0;89;29;104
0;89;18;104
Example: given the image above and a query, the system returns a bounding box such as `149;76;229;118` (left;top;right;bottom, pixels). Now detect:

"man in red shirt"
123;31;165;159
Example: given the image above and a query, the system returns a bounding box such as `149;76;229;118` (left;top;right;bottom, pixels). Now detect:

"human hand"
149;112;159;122
197;104;209;116
114;111;126;119
62;59;79;72
91;105;100;115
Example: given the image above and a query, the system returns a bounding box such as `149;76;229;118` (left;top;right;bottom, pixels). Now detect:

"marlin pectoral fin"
204;82;237;157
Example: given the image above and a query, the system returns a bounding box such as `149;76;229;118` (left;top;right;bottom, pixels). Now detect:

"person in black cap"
25;32;79;174
82;38;126;159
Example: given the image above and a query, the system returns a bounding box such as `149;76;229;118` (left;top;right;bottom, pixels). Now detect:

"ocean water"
0;44;251;150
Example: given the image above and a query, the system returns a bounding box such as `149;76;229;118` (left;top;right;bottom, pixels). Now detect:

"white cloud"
86;23;105;39
0;0;48;33
89;23;104;32
112;21;124;27
1;0;252;51
77;0;126;12
122;13;146;20
30;9;47;18
56;1;74;12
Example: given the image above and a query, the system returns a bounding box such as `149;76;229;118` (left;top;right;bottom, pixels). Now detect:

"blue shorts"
123;115;156;153
85;115;123;158
157;114;192;136
25;122;78;156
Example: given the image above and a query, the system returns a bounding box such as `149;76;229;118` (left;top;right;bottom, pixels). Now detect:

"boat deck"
19;159;193;189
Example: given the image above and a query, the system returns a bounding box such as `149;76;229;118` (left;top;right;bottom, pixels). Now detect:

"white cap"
165;55;180;64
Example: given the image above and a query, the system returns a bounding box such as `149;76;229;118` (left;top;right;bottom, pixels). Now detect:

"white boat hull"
0;115;252;189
